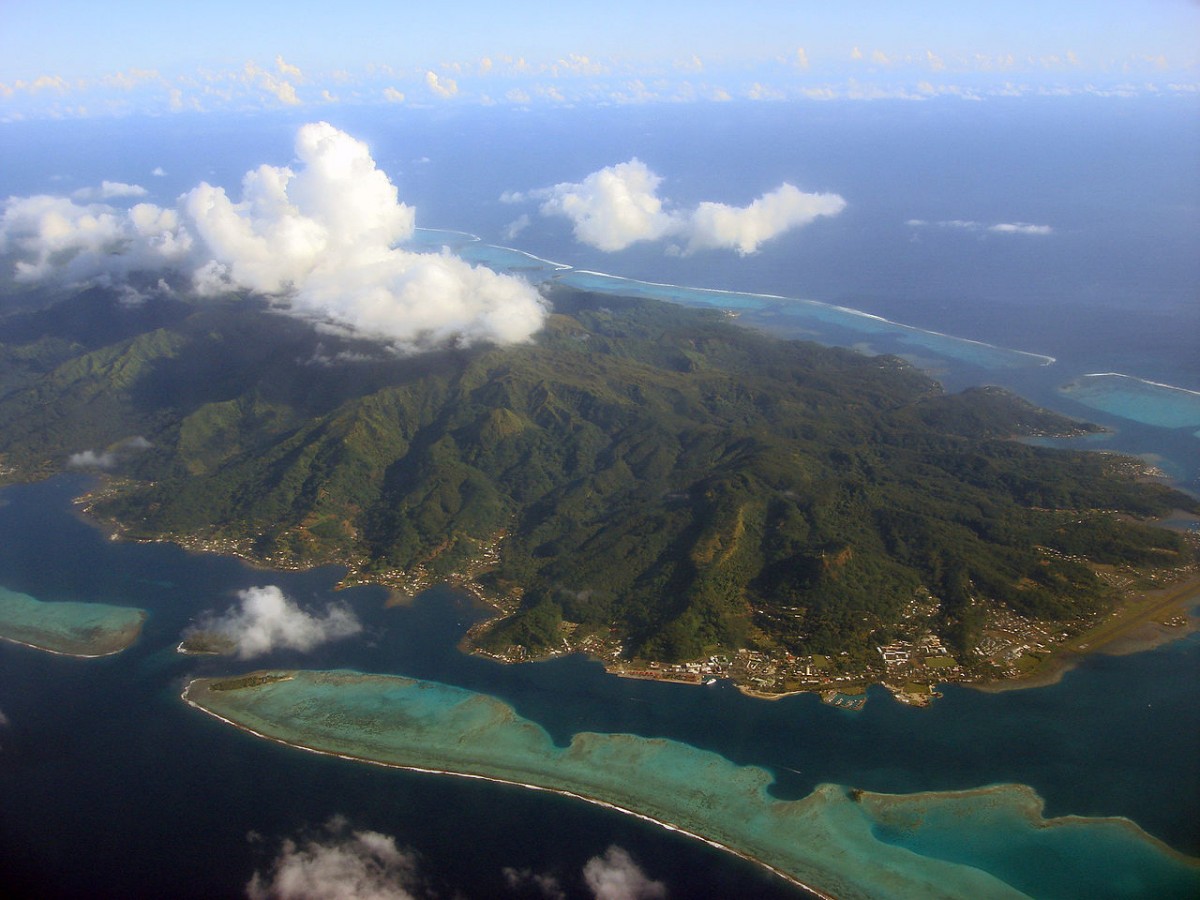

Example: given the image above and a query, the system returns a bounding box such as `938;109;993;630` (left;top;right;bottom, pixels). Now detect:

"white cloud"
746;82;786;101
73;181;149;201
275;56;304;80
582;847;666;900
685;183;846;255
1;195;133;280
244;61;301;106
247;818;425;900
989;221;1053;235
524;161;844;254
0;123;547;351
66;436;152;469
503;214;531;240
67;449;118;469
186;585;361;659
907;218;1052;235
382;87;405;103
535;159;679;252
425;71;458;98
152;167;166;177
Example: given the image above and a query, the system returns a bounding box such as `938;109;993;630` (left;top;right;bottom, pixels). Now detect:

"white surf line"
471;243;573;270
562;271;1057;365
0;630;137;659
180;680;835;899
1077;373;1200;397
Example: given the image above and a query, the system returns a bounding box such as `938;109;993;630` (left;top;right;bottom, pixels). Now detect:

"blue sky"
2;1;1198;118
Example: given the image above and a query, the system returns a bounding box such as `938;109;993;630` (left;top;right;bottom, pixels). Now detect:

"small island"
0;584;146;657
183;669;1200;900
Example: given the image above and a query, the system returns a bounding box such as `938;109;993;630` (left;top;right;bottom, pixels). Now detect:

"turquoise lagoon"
0;583;145;657
556;270;1056;372
1058;374;1200;432
185;670;1200;900
434;233;1200;493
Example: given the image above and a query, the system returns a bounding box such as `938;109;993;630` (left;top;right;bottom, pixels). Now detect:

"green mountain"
0;285;1193;663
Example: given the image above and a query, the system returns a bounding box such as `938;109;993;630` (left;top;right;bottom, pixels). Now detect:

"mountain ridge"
0;284;1193;674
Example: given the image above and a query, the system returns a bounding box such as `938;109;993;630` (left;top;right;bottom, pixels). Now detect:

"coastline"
971;572;1200;695
59;477;1200;702
0;617;145;659
560;269;1057;366
181;671;1200;899
180;678;834;900
0;583;147;658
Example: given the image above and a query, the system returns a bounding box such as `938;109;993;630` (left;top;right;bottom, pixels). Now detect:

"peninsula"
0;283;1195;694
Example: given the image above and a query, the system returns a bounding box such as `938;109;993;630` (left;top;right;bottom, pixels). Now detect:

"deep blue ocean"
0;99;1197;898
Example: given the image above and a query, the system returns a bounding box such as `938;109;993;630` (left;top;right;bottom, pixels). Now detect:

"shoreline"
971;572;1200;694
182;672;1199;898
24;453;1200;704
470;567;1200;705
0;585;147;659
561;269;1057;365
180;680;833;900
0;622;144;659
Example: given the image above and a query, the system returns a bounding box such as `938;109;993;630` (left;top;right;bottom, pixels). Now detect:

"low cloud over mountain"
0;123;547;352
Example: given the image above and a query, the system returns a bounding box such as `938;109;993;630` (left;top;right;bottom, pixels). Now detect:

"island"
0;584;146;657
183;669;1200;900
0;283;1196;697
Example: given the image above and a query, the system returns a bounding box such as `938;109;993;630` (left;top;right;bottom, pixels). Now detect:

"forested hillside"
0;284;1193;661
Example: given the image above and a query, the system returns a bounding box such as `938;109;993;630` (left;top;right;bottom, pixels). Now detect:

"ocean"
0;98;1197;897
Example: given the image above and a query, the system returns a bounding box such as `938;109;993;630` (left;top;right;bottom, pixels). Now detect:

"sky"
2;1;1198;118
0;3;1196;357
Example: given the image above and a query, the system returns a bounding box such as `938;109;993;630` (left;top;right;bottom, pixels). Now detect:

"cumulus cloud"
523;160;844;255
186;585;361;659
275;56;304;80
684;183;846;255
247;817;426;900
244;61;301;106
0;194;189;282
0;123;547;351
907;218;1053;235
425;71;458;98
536;160;677;252
582;847;666;900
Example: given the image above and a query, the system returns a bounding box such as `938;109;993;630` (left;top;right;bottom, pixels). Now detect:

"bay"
1;97;1197;896
0;474;1196;897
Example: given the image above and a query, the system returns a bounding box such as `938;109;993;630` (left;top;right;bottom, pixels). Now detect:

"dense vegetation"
0;284;1193;661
